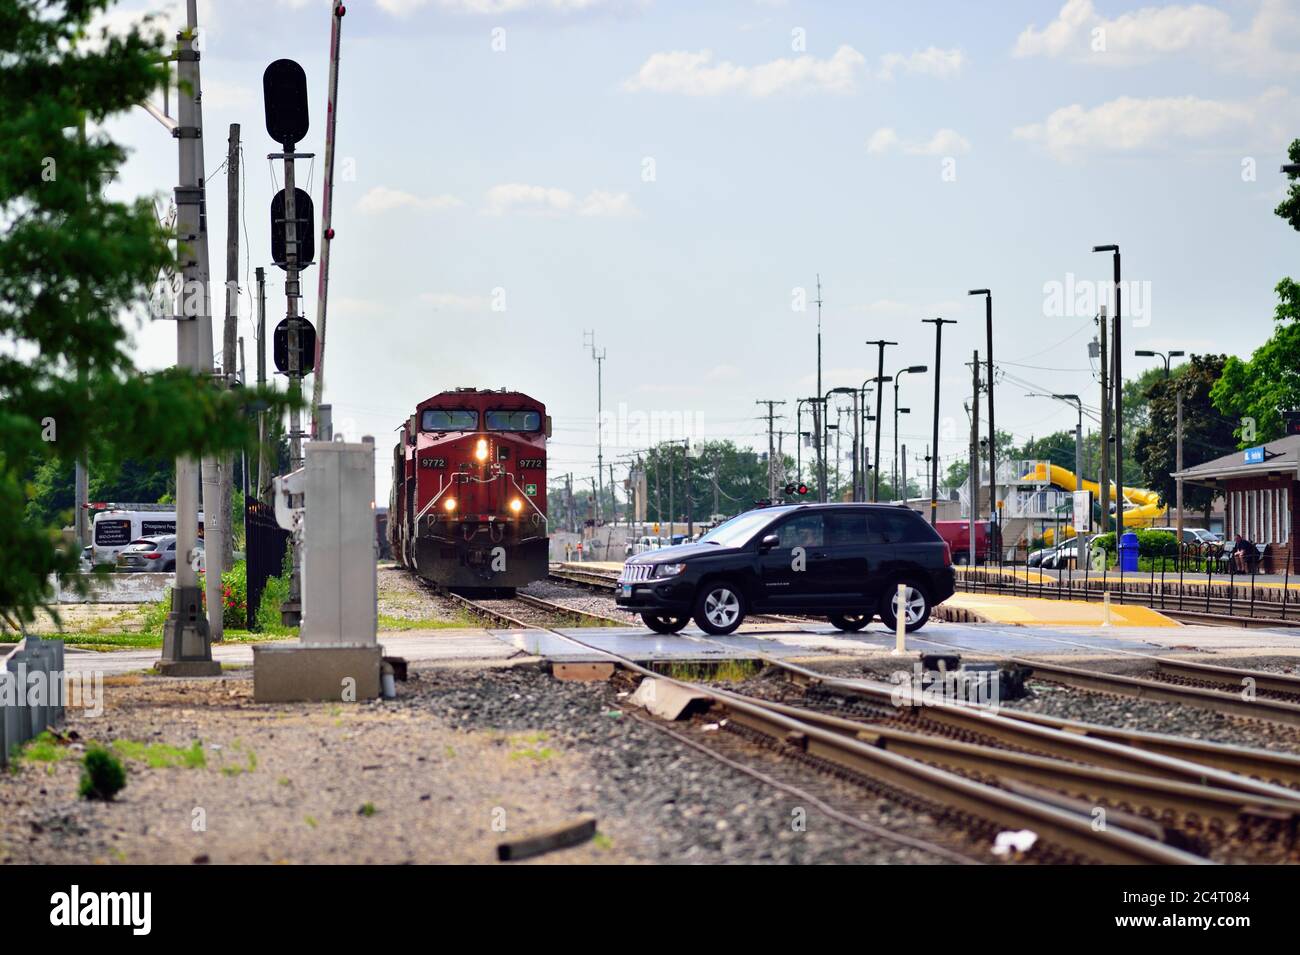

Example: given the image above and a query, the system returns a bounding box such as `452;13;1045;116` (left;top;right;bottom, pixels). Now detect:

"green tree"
1210;137;1300;442
1;1;291;625
1132;355;1236;522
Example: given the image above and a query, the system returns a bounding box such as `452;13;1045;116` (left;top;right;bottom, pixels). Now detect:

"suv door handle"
812;552;829;559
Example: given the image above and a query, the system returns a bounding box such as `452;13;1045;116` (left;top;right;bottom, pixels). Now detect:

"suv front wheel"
879;579;931;633
693;582;746;635
641;613;689;634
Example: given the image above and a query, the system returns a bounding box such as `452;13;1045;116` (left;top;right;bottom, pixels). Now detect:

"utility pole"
814;276;824;500
969;289;996;532
1097;307;1111;534
922;318;956;525
756;400;785;501
667;447;674;542
218;123;240;617
865;340;896;501
310;2;347;435
255;266;268;500
1094;245;1123;532
159;1;219;676
239;335;248;497
608;462;617;526
1175;386;1184;551
583;331;607;523
968;351;980;566
684;441;694;538
901;444;908;506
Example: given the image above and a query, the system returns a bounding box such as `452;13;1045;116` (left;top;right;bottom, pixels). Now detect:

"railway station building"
1173;434;1300;573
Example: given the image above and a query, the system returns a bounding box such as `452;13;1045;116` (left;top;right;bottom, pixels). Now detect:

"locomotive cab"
390;388;548;592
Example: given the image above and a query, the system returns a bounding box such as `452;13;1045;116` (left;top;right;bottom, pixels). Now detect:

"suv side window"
775;513;824;549
827;511;869;547
873;509;936;544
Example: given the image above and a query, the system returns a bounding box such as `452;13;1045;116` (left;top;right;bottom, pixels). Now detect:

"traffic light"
782;483;809;497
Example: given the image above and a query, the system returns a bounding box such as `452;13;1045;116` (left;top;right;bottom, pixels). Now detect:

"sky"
98;0;1300;505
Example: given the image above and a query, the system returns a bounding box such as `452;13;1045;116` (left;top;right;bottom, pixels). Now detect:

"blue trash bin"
1119;531;1139;572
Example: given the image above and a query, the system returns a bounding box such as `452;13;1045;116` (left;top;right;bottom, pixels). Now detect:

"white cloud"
484;183;637;217
868;127;971;156
1014;0;1300;73
623;45;867;96
356;186;465;214
1013;88;1294;161
878;47;965;80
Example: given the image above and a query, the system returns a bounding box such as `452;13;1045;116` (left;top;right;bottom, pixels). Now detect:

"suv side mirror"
758;533;780;552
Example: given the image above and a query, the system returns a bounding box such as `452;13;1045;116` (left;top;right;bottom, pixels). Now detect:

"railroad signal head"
273;317;317;376
270;188;316;270
782;483;809;497
263;59;310;146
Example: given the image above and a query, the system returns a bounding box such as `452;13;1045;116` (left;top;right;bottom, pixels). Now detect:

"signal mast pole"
584;331;606;523
310;2;346;436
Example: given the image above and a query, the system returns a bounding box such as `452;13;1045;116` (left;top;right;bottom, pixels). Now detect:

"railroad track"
1009;657;1300;728
423;572;1300;861
443;586;1232;864
441;588;626;630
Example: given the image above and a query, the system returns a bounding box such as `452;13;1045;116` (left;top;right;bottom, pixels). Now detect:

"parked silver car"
116;535;202;572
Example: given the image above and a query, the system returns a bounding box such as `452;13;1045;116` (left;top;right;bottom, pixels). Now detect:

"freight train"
389;388;549;592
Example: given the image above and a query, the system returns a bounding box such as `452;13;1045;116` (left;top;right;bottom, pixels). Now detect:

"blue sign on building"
1244;446;1265;464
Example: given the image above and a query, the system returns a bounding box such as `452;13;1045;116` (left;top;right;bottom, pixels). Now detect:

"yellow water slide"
1024;463;1167;543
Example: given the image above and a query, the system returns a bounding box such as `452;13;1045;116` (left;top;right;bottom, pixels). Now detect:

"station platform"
941;591;1178;628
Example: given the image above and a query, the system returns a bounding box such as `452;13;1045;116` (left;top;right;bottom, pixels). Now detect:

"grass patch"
17;731;70;764
377;613;477;631
111;739;206;769
660;659;763;683
358;802;376;817
507;731;555;762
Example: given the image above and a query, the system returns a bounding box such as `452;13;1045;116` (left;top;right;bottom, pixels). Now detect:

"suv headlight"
653;563;687;578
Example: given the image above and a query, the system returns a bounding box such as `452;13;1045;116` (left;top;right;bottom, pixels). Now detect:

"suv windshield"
421;409;477;431
699;508;789;548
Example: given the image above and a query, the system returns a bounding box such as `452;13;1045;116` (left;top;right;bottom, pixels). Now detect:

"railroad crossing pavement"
52;619;1300;676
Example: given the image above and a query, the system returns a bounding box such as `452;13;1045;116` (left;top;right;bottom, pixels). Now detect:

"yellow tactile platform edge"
944;591;1179;628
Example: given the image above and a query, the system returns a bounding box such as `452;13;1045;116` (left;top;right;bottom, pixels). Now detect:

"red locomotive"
390;388;549;592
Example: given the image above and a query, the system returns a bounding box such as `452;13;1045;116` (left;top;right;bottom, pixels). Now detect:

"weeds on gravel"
507;731;555;762
662;660;762;683
16;731;70;767
358;802;376;817
377;613;477;631
79;746;126;801
111;739;206;770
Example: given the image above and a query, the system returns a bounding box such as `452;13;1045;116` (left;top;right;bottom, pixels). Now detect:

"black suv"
615;503;955;636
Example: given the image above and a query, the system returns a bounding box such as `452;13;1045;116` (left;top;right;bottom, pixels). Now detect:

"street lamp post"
856;384;876;500
1134;349;1184;378
921;317;956;525
893;365;927;502
1093;245;1123;533
823;387;856;501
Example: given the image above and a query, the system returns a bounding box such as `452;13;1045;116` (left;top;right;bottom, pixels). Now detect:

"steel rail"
1153;657;1300;697
445;587;1206;863
762;660;1300;803
709;691;1300;835
1010;657;1300;728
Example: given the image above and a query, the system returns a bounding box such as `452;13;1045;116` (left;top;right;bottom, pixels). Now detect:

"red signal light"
797;483;808;496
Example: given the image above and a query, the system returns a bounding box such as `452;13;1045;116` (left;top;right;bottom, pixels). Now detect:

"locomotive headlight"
474;438;489;461
509;498;523;513
443;497;457;512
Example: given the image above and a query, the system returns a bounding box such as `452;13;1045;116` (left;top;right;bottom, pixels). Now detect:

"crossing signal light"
783;483;809;497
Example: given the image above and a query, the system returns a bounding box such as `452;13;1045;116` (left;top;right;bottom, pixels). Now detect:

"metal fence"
0;637;66;768
960;541;1298;624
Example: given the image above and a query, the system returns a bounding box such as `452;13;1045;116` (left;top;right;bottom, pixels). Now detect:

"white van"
90;504;205;567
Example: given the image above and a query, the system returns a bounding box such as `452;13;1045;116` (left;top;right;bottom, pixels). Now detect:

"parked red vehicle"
933;520;1000;565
